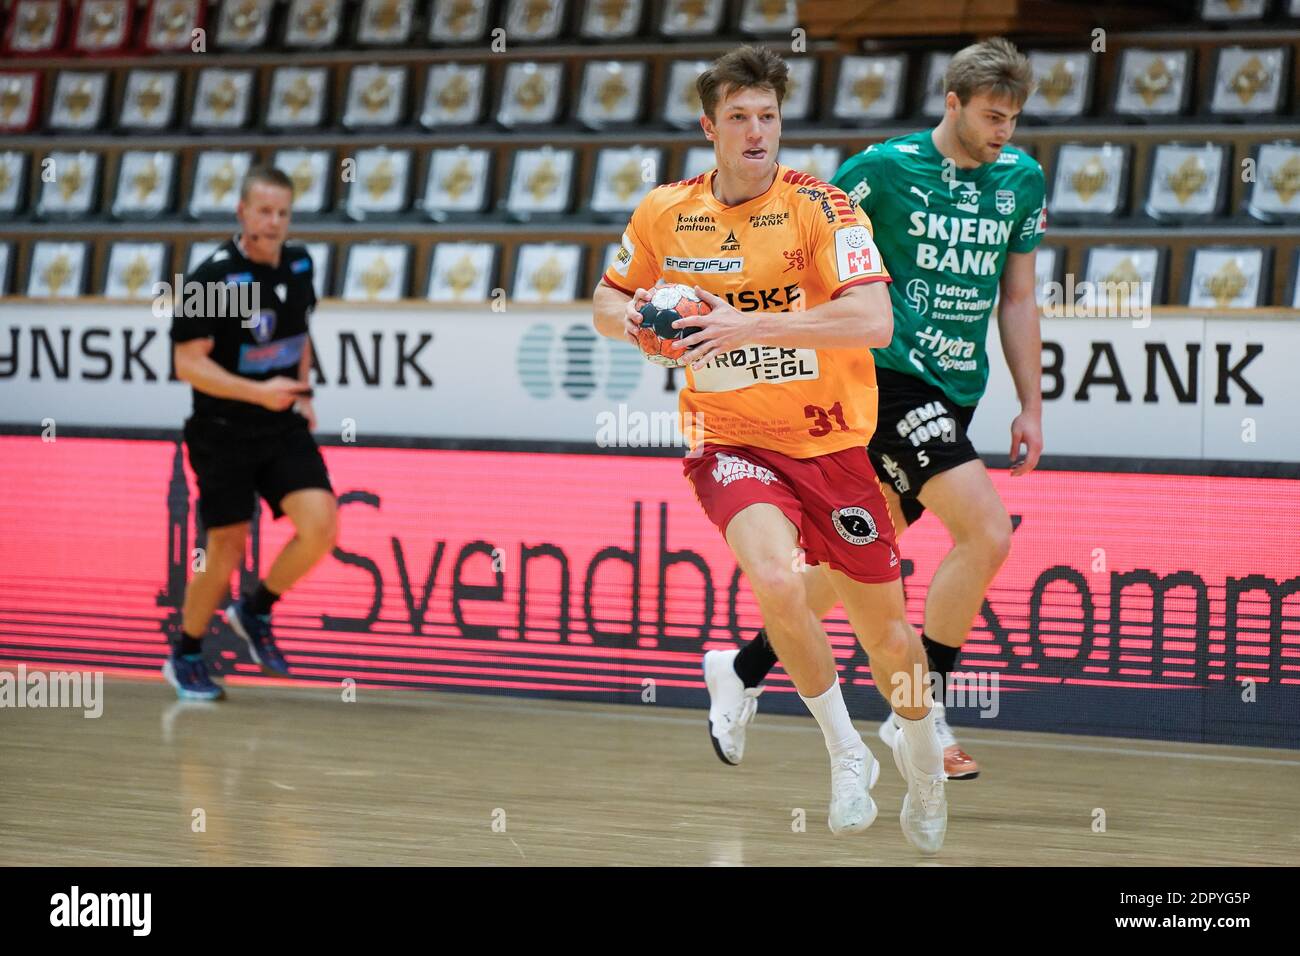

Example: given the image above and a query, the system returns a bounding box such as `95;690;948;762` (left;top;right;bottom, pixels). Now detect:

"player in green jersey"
705;38;1045;781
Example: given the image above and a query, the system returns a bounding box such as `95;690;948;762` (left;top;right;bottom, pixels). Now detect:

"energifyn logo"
831;506;878;545
663;256;744;274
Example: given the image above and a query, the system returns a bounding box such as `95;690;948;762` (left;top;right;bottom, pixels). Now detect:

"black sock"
921;632;960;701
177;632;203;657
247;581;281;617
733;629;779;688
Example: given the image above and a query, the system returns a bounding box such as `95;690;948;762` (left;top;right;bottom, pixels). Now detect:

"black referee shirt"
170;236;317;427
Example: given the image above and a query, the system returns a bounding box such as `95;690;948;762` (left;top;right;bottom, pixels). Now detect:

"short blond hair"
239;165;295;201
944;37;1033;107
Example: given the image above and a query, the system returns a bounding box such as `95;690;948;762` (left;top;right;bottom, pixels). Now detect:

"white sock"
800;680;863;758
897;708;943;775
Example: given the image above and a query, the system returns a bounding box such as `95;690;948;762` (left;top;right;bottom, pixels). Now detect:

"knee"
747;562;808;622
295;511;338;553
958;511;1012;571
984;515;1013;568
204;527;246;565
863;613;914;660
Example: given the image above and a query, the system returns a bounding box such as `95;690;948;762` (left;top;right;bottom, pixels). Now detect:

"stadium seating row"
4;0;824;57
7;236;1299;309
3;42;1297;137
4;137;1298;224
5;0;1299;61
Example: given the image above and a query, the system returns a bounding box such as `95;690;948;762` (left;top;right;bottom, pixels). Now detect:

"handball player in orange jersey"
592;46;947;853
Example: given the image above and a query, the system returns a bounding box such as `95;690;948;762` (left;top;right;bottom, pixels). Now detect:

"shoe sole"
881;715;981;780
702;652;740;767
706;718;739;766
890;731;945;856
224;603;288;677
161;660;224;701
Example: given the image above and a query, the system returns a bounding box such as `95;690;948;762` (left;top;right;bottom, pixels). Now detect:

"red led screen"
1;436;1297;746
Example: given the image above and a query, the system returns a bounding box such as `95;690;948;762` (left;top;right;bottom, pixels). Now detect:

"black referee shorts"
183;414;334;530
867;366;981;527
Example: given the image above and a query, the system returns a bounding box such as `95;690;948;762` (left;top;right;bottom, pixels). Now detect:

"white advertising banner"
0;301;679;446
0;300;1295;462
976;313;1294;461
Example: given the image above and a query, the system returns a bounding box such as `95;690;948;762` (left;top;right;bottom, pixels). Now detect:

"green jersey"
831;130;1046;407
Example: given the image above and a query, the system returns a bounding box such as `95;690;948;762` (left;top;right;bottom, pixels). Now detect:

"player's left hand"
1009;409;1042;477
296;397;317;431
675;287;759;370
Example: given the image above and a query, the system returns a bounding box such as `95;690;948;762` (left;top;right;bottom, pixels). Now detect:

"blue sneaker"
224;601;291;676
162;652;225;701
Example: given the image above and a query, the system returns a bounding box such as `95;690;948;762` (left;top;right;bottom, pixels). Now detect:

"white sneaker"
881;702;981;780
878;712;899;749
890;719;948;855
931;700;957;749
703;649;762;765
828;745;880;835
878;700;951;750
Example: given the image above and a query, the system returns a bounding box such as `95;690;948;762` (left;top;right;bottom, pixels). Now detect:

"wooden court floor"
2;676;1298;866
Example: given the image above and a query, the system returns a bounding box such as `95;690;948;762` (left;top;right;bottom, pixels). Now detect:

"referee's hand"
258;376;311;412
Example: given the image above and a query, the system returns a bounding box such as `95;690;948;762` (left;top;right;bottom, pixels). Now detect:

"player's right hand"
258;376;310;412
623;287;653;347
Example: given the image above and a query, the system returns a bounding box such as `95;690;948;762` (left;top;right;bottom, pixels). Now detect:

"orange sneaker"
942;744;981;780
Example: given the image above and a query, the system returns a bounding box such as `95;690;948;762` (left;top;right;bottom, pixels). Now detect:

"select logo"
49;886;151;936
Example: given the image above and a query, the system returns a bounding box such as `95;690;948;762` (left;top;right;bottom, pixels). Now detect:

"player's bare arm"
997;249;1043;476
173;336;307;412
297;335;317;430
677;282;893;367
592;279;651;345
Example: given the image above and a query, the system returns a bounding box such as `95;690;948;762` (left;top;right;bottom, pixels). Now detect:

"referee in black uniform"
165;166;338;700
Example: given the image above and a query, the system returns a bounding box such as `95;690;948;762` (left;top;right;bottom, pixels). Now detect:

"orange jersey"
602;165;891;459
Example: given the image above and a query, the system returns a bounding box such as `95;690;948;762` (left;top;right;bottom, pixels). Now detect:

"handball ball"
636;284;710;366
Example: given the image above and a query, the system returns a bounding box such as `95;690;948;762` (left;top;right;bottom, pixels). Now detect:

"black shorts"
867;366;980;526
183;414;334;529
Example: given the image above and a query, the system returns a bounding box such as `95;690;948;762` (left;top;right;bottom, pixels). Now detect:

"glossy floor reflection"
2;677;1297;866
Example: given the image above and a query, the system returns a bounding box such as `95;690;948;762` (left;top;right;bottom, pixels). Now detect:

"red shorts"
684;443;901;584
